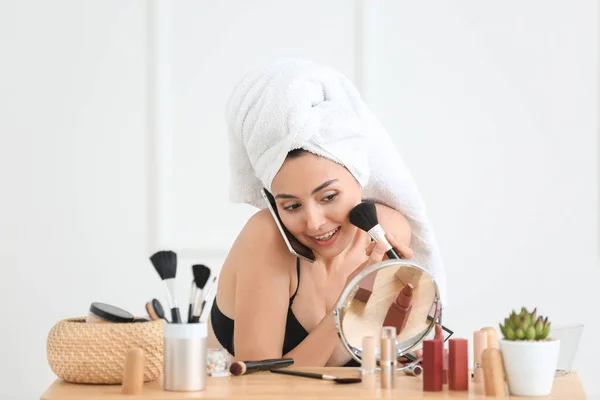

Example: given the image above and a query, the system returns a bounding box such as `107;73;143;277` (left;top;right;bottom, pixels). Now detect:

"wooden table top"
41;367;586;399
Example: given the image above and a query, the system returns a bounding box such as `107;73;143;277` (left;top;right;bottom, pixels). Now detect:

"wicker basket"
47;317;164;384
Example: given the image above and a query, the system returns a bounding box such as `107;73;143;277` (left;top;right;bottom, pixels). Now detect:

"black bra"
211;258;309;356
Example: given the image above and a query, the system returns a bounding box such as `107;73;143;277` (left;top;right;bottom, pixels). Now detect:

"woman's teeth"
314;228;338;240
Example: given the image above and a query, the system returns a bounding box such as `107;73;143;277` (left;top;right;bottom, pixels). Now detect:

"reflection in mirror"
334;259;444;369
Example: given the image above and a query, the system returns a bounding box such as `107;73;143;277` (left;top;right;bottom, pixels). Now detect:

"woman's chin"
312;238;352;260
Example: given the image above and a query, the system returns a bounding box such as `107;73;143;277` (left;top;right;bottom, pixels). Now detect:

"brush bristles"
229;361;246;376
192;264;211;289
349;201;379;232
150;250;177;280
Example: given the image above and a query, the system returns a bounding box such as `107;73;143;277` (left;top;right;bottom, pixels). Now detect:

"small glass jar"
206;348;232;377
86;302;135;323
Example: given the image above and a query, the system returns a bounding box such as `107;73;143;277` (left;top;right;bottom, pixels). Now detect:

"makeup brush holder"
163;323;207;391
46;317;164;384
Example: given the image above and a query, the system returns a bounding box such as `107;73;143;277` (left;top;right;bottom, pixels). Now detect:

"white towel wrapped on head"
225;58;447;304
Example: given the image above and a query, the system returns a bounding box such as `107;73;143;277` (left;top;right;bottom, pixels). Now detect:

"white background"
0;1;598;399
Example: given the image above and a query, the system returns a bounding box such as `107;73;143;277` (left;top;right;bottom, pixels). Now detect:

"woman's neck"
313;229;367;276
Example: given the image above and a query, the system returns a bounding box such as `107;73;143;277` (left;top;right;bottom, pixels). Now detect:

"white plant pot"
499;339;560;397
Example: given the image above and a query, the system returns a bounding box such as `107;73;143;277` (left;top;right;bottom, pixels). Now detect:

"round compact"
86;302;135;324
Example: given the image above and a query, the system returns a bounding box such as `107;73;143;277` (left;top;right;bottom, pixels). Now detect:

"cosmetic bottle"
86;302;135;324
481;326;500;349
473;330;488;383
423;339;443;392
380;326;397;389
360;336;377;388
382;283;413;333
449;338;469;391
482;348;507;396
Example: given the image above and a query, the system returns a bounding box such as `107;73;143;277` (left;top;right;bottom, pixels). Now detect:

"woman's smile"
307;226;340;247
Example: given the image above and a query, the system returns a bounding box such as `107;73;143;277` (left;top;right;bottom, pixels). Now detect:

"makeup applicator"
149;250;181;323
189;264;211;323
270;369;361;384
349;201;401;260
145;298;168;322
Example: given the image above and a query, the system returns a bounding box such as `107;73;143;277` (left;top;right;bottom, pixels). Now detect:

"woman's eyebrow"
274;179;339;199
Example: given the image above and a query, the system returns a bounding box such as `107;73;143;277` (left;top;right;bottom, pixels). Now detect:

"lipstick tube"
423;339;443;392
380;326;397;389
382;283;413;333
473;330;488;383
449;338;469;391
354;271;377;302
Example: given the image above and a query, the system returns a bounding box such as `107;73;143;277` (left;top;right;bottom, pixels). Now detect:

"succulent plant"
499;307;552;341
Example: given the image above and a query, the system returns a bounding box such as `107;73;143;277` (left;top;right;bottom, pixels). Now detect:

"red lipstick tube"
449;338;469;391
423;339;443;392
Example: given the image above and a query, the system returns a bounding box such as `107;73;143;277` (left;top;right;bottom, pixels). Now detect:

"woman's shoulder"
243;208;290;245
224;208;294;273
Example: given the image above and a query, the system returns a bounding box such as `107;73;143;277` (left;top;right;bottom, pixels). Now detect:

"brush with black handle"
349;201;401;260
189;264;211;323
150;250;181;323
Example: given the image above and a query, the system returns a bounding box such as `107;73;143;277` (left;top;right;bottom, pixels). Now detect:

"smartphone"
261;188;316;263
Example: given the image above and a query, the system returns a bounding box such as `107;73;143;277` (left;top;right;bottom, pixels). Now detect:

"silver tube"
380;326;397;389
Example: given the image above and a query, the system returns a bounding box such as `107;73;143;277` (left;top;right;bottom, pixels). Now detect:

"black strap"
289;258;301;306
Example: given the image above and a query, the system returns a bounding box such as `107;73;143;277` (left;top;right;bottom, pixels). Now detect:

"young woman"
207;149;414;366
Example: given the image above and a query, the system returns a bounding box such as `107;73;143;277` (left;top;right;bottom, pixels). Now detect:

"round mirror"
333;259;443;370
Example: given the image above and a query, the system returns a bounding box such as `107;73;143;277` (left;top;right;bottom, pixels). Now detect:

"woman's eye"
323;193;338;202
283;203;301;212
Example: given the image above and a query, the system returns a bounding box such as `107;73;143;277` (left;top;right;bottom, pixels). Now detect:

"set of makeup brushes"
147;250;216;324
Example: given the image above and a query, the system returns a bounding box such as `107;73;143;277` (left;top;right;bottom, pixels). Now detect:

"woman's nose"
305;206;326;232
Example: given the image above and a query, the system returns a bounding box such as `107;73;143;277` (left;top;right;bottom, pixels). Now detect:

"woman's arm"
230;213;294;360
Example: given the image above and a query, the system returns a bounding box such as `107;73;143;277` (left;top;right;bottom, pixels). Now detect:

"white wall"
0;1;597;399
0;2;155;399
374;2;600;395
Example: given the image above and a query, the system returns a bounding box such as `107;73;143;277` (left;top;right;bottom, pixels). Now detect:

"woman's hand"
365;232;414;260
340;241;387;295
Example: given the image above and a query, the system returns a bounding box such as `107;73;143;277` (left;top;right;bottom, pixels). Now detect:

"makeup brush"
149;250;181;323
229;358;294;376
349;201;400;260
145;298;168;322
187;280;196;323
198;276;217;323
189;264;211;323
269;369;361;384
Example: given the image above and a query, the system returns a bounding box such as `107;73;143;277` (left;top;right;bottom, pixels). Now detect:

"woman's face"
270;152;362;260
